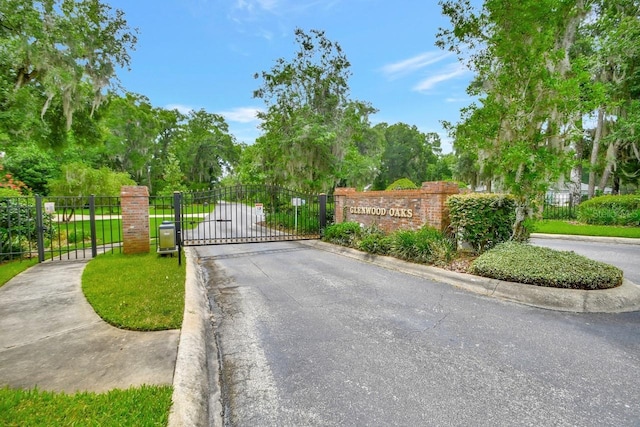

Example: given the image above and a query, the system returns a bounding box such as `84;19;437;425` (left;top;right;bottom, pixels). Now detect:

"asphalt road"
531;236;640;285
195;241;640;426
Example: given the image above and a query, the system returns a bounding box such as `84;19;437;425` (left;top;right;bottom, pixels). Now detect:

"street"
195;240;640;426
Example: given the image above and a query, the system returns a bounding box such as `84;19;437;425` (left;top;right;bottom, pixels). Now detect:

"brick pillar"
420;181;459;231
333;187;356;223
121;186;150;254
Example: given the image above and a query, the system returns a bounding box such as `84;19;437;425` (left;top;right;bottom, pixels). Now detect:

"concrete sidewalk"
0;259;179;394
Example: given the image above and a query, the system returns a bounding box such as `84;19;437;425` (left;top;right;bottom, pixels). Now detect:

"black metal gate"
178;185;328;246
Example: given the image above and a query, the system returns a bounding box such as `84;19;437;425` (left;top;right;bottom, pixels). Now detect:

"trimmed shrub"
577;195;640;226
389;226;454;266
470;242;623;290
358;225;392;255
323;222;454;266
386;178;418;191
446;193;516;253
323;221;361;247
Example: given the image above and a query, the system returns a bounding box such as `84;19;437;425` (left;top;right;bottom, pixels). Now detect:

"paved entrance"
196;240;640;426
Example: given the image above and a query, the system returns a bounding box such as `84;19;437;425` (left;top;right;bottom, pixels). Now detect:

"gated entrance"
177;185;329;246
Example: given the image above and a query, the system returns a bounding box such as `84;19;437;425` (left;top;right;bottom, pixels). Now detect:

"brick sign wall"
334;181;459;233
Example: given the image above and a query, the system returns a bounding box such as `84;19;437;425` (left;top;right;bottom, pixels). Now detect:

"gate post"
89;195;98;258
173;191;182;266
121;186;150;255
35;195;45;263
319;193;327;232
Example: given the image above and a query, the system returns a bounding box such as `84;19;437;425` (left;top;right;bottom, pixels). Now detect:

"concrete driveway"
194;241;640;426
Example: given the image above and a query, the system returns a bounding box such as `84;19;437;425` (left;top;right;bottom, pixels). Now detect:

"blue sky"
107;0;477;153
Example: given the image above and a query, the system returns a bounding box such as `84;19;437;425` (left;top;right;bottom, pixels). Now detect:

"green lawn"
533;220;640;238
81;248;185;331
0;385;172;427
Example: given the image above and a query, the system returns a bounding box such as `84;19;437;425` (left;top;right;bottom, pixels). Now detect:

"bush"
357;225;392;255
470;242;623;290
446;193;516;253
324;222;454;266
323;221;361;247
577;195;640;226
390;227;454;266
386;178;418;191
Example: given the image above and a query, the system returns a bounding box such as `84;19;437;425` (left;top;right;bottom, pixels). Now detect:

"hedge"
446;193;516;253
470;242;623;290
577;194;640;226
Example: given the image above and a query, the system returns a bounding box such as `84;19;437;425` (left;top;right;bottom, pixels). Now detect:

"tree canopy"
251;28;377;193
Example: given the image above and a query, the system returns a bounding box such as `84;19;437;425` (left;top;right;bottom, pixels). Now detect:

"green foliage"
2;145;57;195
158;151;188;196
385;178;418;191
82;250;185;331
438;1;588;240
389;227;454;266
372;122;443;190
323;221;362;247
0;197;39;261
577;195;640;226
251;28;376;193
0;385;172;426
470;242;623;290
268;204;320;234
446;193;516;253
323;222;454;265
48;163;136;197
0;0;138;141
357;224;392;255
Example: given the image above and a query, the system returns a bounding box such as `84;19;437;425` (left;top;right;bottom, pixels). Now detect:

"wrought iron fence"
1;195;125;262
543;192;578;220
1;190;335;263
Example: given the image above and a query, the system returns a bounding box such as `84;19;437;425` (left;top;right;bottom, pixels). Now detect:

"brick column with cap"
121;186;150;254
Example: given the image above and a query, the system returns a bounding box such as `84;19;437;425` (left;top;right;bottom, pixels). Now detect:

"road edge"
168;248;222;427
302;240;640;313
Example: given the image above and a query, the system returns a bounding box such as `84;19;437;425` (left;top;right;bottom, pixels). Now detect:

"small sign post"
44;202;55;214
255;203;264;217
291;198;304;232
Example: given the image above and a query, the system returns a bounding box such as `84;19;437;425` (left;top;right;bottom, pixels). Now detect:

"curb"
531;233;640;245
168;248;222;427
301;240;640;313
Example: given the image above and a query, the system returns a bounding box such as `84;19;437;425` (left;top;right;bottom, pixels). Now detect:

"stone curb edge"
301;240;640;314
168;248;222;427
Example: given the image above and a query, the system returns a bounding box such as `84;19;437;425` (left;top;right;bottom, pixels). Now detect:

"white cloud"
381;52;452;80
219;107;262;123
445;96;471;103
165;104;195;115
413;64;468;92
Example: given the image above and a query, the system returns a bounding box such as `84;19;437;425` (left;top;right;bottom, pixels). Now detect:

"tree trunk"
570;135;584;206
511;197;532;242
588;108;605;198
598;139;620;193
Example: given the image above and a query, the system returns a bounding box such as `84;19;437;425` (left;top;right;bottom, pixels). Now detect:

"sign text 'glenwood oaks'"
349;206;413;218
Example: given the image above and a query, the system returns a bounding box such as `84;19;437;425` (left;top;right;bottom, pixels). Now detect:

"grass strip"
0;385;172;427
533;220;640;238
82;249;185;331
